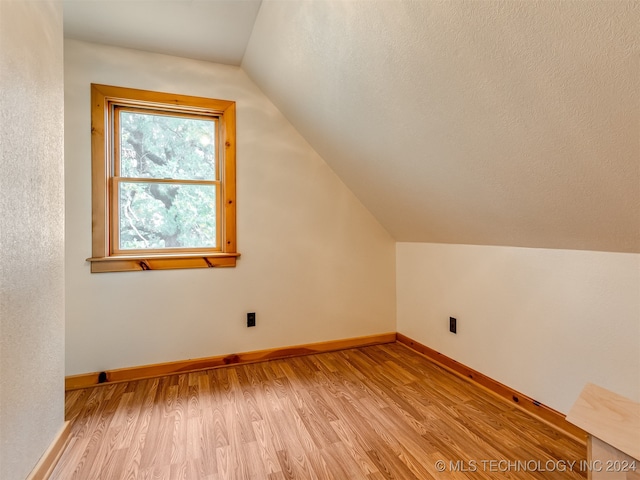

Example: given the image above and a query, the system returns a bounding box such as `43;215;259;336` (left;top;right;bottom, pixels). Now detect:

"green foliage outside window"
117;111;218;250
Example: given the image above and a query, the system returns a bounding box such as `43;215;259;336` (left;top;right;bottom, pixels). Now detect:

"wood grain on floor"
50;343;586;479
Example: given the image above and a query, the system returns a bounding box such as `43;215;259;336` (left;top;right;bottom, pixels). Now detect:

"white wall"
64;40;396;375
0;2;65;479
397;242;640;414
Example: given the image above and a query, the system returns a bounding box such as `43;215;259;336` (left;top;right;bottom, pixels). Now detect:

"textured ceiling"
63;0;639;252
63;0;262;65
243;0;639;253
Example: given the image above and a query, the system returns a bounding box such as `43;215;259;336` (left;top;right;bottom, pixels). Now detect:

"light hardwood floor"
51;343;586;479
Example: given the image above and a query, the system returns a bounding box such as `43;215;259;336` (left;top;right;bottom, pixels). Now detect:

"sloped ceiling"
63;0;639;253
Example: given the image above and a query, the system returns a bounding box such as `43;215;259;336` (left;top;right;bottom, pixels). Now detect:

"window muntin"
89;84;238;272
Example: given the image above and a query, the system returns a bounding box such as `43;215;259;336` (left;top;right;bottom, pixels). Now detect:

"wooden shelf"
566;383;640;461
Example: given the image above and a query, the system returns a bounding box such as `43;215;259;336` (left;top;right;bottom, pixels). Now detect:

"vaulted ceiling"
63;0;639;253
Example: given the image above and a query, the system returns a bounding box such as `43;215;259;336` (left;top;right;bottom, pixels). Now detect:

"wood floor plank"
51;343;587;480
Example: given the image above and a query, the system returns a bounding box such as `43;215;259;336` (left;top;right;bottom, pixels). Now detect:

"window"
88;84;238;272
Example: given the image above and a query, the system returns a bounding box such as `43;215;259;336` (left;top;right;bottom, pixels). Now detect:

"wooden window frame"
87;84;239;273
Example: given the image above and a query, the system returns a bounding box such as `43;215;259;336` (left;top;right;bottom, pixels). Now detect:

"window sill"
86;252;240;273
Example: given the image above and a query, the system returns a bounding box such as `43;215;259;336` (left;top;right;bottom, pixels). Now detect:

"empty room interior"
1;1;639;479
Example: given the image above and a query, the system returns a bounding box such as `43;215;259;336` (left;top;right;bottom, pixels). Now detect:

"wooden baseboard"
64;331;588;445
26;421;72;480
65;332;397;390
396;333;588;445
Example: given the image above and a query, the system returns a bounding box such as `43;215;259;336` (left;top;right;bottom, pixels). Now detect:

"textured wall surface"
244;0;640;253
64;40;396;375
397;242;640;413
0;2;65;479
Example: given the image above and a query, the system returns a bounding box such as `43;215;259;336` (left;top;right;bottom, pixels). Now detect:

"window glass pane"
118;182;217;250
120;111;215;180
